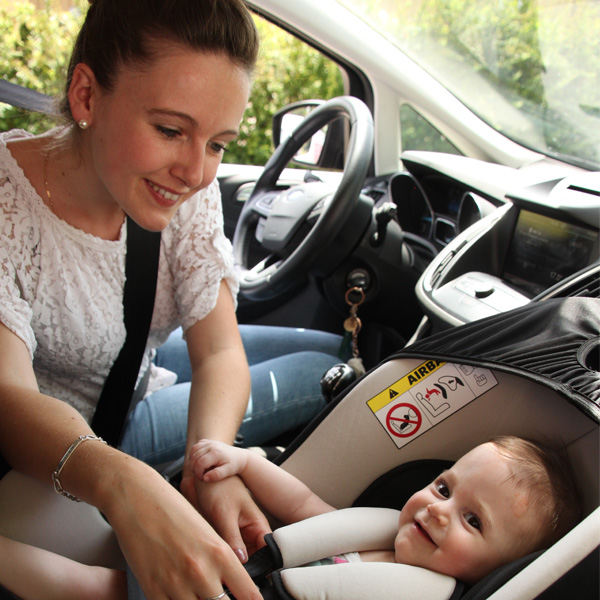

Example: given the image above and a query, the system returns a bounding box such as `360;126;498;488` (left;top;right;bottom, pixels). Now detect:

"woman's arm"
178;280;272;561
0;535;126;600
183;280;250;447
0;322;102;493
0;322;262;600
190;439;335;523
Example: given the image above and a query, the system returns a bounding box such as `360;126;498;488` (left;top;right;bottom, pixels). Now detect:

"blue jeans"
120;325;343;465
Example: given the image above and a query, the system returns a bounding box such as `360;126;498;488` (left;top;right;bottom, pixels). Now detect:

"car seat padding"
271;507;400;569
245;506;459;600
273;562;459;600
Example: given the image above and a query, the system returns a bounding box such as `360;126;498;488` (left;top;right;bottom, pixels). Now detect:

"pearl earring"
78;119;89;129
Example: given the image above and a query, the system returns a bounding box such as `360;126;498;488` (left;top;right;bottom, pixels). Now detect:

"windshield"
337;0;599;170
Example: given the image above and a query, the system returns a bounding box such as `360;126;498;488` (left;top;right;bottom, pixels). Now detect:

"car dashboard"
364;151;600;331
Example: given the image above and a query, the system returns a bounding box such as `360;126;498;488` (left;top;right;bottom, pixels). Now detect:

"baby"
190;435;581;585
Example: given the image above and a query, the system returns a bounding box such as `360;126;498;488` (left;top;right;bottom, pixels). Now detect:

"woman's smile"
145;179;184;207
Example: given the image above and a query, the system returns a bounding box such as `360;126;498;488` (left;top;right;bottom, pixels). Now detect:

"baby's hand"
189;439;248;482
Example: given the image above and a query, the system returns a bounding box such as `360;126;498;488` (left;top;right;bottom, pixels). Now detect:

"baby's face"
394;443;541;584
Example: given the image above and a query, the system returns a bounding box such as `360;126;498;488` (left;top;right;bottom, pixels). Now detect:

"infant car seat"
247;297;598;600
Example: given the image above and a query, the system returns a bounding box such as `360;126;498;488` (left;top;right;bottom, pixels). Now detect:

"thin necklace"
43;152;60;218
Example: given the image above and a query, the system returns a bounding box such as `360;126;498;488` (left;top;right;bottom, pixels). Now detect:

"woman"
0;0;312;597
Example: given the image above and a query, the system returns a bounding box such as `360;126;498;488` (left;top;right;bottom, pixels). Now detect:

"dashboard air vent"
362;187;386;203
535;264;600;300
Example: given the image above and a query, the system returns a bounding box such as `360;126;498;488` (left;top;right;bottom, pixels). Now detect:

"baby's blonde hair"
490;435;582;551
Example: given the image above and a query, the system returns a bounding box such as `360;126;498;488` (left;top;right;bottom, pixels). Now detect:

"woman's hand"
103;458;262;600
181;454;271;564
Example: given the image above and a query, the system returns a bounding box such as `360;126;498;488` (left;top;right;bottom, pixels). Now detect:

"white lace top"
0;129;238;422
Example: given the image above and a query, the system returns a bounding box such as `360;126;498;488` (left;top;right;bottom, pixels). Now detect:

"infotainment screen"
503;210;598;296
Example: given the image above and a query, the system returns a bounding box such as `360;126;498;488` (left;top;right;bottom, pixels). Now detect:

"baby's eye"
465;513;482;530
434;480;450;498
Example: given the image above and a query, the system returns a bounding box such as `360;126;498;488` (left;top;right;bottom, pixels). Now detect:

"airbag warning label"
367;361;498;448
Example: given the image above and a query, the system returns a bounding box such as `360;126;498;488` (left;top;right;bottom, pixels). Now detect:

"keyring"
344;286;365;306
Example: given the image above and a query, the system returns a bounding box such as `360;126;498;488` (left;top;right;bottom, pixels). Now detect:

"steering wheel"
233;96;374;300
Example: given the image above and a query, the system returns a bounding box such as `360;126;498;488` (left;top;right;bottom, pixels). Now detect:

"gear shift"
320;363;356;403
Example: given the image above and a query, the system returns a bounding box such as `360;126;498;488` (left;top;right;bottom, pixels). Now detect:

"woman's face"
85;46;251;231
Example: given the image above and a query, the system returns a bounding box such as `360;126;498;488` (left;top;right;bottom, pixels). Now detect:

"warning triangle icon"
389;389;399;399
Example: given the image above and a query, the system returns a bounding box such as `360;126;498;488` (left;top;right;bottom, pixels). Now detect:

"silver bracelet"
52;434;107;502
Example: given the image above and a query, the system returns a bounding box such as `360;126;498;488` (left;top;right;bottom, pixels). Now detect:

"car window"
242;14;465;166
224;13;344;166
400;104;461;155
337;0;600;170
0;4;345;167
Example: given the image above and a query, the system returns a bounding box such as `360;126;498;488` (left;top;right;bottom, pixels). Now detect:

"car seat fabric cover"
395;297;599;415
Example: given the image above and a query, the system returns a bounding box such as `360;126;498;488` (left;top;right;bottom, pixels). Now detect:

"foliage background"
0;1;343;166
0;0;84;134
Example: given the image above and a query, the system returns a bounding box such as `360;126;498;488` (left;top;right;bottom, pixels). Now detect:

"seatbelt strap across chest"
91;217;162;446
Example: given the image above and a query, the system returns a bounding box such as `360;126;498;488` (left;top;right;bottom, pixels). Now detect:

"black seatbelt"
0;80;55;114
91;217;162;446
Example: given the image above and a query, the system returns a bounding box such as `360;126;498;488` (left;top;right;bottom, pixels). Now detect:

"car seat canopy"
398;297;600;414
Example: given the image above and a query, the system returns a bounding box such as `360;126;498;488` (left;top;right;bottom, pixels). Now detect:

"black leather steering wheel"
233;96;374;300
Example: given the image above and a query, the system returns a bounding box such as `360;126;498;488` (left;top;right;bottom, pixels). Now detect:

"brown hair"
490;435;582;551
59;0;259;122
